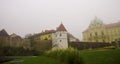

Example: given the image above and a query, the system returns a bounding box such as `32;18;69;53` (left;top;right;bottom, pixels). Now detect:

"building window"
95;32;97;36
90;33;92;37
60;33;62;36
101;32;104;35
60;40;62;42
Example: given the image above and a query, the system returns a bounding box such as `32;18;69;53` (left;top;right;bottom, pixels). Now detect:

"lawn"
3;56;65;64
80;49;120;64
2;49;120;64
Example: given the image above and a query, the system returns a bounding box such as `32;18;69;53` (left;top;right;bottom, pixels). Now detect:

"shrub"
45;47;84;64
104;46;116;49
0;46;41;56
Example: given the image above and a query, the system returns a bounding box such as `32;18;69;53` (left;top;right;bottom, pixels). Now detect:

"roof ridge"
0;29;9;36
56;23;67;31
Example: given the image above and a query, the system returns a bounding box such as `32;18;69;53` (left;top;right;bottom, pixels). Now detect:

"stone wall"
33;40;52;51
69;42;112;50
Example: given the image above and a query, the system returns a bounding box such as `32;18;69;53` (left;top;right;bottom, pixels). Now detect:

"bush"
103;46;116;49
45;48;84;64
0;46;41;56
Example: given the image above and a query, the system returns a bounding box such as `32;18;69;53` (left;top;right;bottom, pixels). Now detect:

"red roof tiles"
57;23;67;31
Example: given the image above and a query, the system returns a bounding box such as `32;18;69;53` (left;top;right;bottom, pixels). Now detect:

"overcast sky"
0;0;120;40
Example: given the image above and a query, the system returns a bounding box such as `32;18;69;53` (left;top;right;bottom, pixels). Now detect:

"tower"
52;23;68;49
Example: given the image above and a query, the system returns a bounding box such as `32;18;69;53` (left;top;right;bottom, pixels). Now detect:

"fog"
0;0;120;40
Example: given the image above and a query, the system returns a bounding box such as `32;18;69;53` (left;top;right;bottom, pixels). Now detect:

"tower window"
60;33;62;36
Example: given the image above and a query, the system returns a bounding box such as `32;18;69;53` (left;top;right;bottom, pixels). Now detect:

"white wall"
52;31;68;49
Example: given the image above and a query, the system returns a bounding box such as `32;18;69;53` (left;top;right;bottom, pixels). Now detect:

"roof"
0;29;9;37
10;33;21;38
105;21;120;29
41;30;56;35
56;23;67;31
82;29;89;33
68;33;79;41
83;21;120;33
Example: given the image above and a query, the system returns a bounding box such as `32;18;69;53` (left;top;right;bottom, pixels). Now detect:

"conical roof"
0;29;9;36
57;23;67;31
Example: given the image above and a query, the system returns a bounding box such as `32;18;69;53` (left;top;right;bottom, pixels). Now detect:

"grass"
2;49;120;64
3;56;65;64
79;49;120;64
22;56;65;64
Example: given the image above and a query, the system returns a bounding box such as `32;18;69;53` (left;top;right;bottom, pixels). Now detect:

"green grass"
22;56;65;64
3;49;120;64
79;49;120;64
3;56;65;64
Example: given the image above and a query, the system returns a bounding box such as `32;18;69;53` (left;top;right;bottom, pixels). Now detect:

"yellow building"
35;28;79;42
40;30;55;40
83;17;120;43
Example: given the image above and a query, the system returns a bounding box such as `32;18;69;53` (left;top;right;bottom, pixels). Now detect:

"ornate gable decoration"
89;17;104;29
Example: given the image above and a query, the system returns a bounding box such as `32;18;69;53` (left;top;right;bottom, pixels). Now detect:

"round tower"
52;23;68;49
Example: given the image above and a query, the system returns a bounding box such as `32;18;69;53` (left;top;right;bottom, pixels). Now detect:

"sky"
0;0;120;40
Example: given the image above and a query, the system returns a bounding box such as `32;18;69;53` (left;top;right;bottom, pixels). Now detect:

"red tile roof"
57;23;67;31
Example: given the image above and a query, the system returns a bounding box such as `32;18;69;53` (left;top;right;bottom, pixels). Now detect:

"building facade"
83;17;120;43
32;23;79;49
40;30;55;40
0;29;30;49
